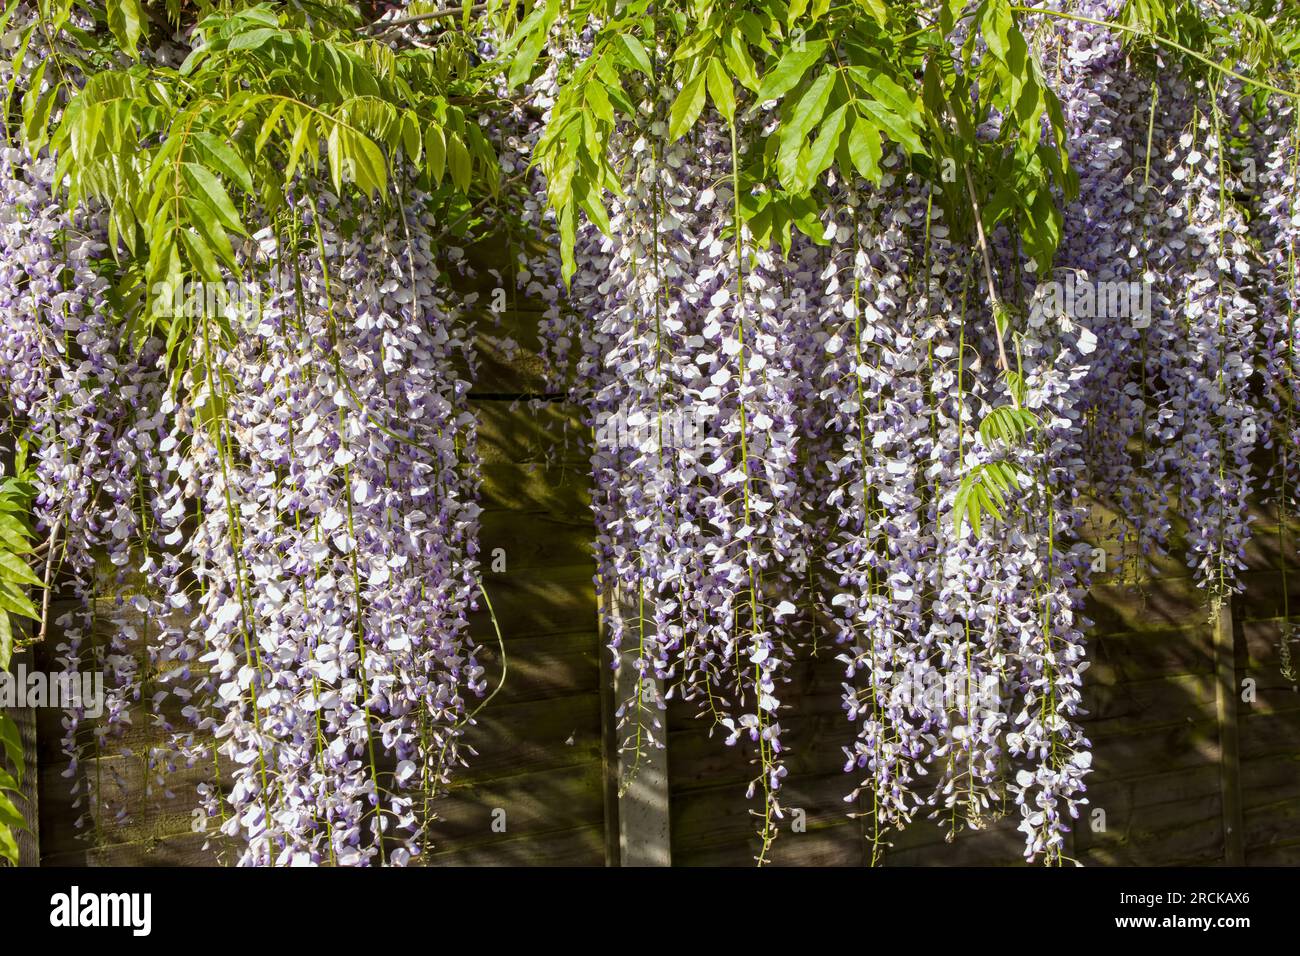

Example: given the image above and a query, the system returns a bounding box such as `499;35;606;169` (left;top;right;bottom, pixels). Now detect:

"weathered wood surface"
423;390;605;866
1235;616;1300;863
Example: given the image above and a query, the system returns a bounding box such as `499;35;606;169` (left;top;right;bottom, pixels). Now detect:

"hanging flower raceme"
1041;0;1172;566
0;141;168;830
1139;74;1257;595
808;173;935;855
158;187;485;866
1252;105;1300;519
552;64;809;852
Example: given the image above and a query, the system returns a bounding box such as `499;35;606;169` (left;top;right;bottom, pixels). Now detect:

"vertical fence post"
1211;596;1244;864
601;584;671;866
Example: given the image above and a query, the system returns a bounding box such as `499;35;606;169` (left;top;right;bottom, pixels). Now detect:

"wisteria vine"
2;0;1300;867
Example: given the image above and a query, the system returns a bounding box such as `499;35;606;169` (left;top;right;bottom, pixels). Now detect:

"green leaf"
724;32;760;92
776;70;834;190
0;3;21;35
985;461;1015;493
255;101;288;157
235;6;282;28
227;28;280;52
983;468;1009;508
1004;369;1028;406
0;516;31;554
616;35;653;77
106;0;146;58
447;133;472;191
786;70;835;139
424;124;446;185
22;69;57;151
186;196;237;269
546;143;577;212
579;181;611;235
0;553;41;589
981;0;1014;63
1021;187;1062;274
755;41;827;103
846;112;883;182
3;25;34;131
283;113;313;184
505;0;561;88
180;226;222;283
182;163;244;235
0;791;24;832
801;102;847;188
859;99;926;156
353;131;388;198
558;201;577;286
584;80;615;124
0;715;22;785
0;582;38;622
668;73;707;142
980;405;1039;448
706;57;736;123
980;410;1001;446
194;131;254;193
984;481;1008;519
952;477;973;533
0;824;17;866
860;72;924;130
401;113;422;166
327;124;348;194
0;612;11;672
859;0;889;27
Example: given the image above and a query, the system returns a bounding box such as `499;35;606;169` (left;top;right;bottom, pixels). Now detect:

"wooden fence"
6;240;1299;867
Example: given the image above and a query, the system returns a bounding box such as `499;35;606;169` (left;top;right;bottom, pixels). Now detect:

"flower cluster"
1;148;486;863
